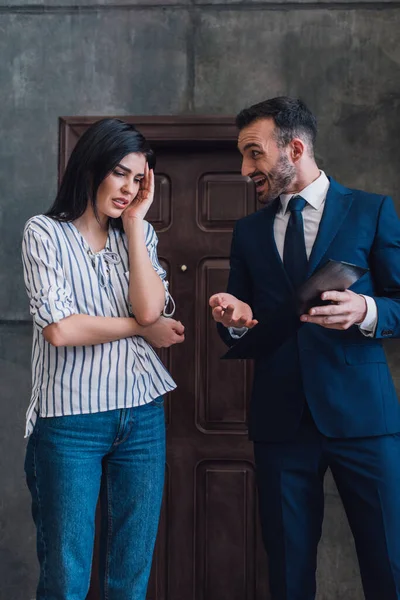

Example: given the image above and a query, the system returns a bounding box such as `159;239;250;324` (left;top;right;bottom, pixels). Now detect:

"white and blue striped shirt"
21;215;176;437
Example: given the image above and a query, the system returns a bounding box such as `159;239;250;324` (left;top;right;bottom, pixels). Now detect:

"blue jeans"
25;400;166;600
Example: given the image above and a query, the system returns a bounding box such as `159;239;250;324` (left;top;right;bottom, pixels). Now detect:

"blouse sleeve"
145;222;176;317
22;223;77;331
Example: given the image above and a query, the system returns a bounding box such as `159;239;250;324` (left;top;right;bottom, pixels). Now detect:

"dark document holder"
296;259;368;316
222;260;368;360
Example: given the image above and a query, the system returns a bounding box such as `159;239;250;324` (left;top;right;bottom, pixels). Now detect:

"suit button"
382;329;393;336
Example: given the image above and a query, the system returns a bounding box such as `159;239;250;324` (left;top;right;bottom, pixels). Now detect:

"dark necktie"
283;195;308;289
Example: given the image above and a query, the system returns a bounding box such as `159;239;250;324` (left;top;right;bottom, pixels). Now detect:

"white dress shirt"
230;171;377;337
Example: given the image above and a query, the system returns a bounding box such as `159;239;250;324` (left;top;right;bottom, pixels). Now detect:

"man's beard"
257;152;296;205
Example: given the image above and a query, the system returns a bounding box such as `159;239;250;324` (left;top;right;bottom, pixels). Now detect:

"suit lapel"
307;178;353;277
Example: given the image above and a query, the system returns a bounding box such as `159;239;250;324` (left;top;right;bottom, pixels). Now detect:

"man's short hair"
236;96;317;151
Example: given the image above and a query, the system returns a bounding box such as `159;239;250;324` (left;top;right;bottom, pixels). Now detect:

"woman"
22;118;184;600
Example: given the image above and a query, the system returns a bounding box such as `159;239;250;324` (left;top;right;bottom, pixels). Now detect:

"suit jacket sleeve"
217;222;253;347
370;195;400;338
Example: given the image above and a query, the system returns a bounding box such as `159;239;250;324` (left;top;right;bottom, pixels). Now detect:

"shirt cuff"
229;327;248;339
358;295;378;337
30;285;77;332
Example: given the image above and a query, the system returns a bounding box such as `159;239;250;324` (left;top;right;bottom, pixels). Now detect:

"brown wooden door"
60;118;270;600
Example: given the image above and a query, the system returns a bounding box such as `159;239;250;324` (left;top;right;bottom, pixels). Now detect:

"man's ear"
290;138;305;162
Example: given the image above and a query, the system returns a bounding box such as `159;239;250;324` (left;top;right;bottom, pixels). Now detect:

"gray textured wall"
1;1;399;598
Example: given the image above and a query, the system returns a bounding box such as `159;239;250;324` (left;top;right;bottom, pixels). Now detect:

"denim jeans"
25;399;166;600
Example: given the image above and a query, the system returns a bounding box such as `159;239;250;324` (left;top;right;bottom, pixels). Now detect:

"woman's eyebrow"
117;163;144;177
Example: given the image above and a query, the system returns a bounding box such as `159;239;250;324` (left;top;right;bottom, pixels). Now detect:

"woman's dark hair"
46;118;155;230
236;96;317;154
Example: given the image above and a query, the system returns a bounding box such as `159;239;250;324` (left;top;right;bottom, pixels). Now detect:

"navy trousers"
254;407;400;600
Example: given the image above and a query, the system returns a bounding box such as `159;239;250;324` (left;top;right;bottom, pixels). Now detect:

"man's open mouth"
252;176;267;189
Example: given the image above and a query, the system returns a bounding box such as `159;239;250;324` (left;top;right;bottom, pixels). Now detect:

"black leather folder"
222;260;368;360
296;259;368;316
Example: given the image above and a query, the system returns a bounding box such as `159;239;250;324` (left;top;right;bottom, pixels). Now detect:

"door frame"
58;116;238;183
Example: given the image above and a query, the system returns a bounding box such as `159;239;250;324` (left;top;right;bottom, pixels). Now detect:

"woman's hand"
138;317;185;348
122;163;154;227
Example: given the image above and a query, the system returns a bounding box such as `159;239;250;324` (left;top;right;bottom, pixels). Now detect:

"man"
210;96;400;600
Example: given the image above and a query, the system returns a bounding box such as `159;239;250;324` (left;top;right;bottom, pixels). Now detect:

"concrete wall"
1;1;399;597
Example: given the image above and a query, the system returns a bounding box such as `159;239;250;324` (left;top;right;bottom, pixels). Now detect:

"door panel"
196;258;251;433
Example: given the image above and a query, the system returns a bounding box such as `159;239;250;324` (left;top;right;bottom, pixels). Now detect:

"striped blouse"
21;214;176;437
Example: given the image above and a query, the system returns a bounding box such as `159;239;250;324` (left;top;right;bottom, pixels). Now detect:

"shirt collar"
279;170;330;213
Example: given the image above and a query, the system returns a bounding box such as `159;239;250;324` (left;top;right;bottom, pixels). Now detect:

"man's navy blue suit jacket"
219;177;400;441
